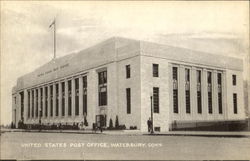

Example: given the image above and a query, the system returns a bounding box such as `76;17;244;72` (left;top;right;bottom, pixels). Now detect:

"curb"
1;129;250;138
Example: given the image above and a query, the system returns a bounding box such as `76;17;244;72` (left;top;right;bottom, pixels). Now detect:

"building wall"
168;62;245;126
117;55;141;129
11;37;246;131
225;69;245;120
12;94;18;127
140;55;170;132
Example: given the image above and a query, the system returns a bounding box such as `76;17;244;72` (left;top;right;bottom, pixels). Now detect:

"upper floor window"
185;68;190;82
68;80;72;93
83;76;87;88
207;71;212;84
153;64;159;77
197;70;201;83
232;75;236;86
82;76;87;115
62;82;65;96
126;65;130;79
172;67;178;80
75;78;79;94
98;71;107;106
98;71;107;85
217;73;222;85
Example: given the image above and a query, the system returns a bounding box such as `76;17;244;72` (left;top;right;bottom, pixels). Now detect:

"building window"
61;82;65;116
208;92;212;114
126;88;131;114
55;84;59;116
197;91;202;114
218;73;222;114
40;88;43;117
207;71;212;84
185;68;190;113
20;92;24;120
83;76;87;115
185;91;190;113
173;67;178;80
45;87;48;117
153;64;159;77
233;93;237;114
207;71;212;114
126;65;130;79
185;68;190;82
75;78;79;116
98;71;107;85
27;91;30;118
153;87;159;113
217;73;222;85
36;89;38;117
173;90;178;113
50;85;53;117
232;75;236;86
197;70;202;114
99;71;107;106
68;80;72;116
173;67;178;113
32;90;34;117
154;127;161;132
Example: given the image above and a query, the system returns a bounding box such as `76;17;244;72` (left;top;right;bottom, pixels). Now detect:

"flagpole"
54;19;56;59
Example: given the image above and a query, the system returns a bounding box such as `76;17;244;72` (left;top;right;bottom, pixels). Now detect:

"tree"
109;118;113;129
115;115;119;128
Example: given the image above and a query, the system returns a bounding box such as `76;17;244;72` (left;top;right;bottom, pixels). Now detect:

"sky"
1;1;249;125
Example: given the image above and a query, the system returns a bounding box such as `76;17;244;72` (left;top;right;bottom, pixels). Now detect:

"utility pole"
150;95;154;134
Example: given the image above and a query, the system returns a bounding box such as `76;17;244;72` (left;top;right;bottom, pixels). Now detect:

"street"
1;131;250;160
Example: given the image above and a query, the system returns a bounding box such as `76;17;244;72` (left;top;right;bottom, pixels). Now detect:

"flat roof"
13;37;243;92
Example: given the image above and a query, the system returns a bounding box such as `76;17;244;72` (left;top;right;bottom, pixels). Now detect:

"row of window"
125;87;159;114
172;66;238;114
27;76;87;119
125;63;159;79
125;63;160;114
143;63;235;87
22;65;239;119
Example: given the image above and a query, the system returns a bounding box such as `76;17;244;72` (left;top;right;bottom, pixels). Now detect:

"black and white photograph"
1;1;249;160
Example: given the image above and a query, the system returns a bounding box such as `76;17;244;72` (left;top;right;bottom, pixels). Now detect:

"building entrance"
96;115;106;128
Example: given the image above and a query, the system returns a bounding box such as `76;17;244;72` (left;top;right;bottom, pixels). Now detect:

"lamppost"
150;95;154;134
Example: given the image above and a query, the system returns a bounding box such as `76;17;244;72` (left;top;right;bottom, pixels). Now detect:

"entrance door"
96;115;106;128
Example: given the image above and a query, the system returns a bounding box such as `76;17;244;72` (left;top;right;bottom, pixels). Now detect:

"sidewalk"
1;128;250;137
145;131;250;138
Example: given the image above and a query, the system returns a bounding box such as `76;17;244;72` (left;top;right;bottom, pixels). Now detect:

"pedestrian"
147;118;152;132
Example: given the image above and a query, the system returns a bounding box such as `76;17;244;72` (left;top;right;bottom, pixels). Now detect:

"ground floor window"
208;92;212;114
153;87;159;113
126;88;131;114
233;93;237;114
218;92;222;114
173;89;178;113
197;91;202;113
185;90;190;113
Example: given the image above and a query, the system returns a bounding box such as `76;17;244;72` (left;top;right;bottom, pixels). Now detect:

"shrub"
130;126;137;130
109;118;113;129
118;125;126;130
115;115;119;128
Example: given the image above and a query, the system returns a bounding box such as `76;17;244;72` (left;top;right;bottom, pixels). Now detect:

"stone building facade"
12;37;245;132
